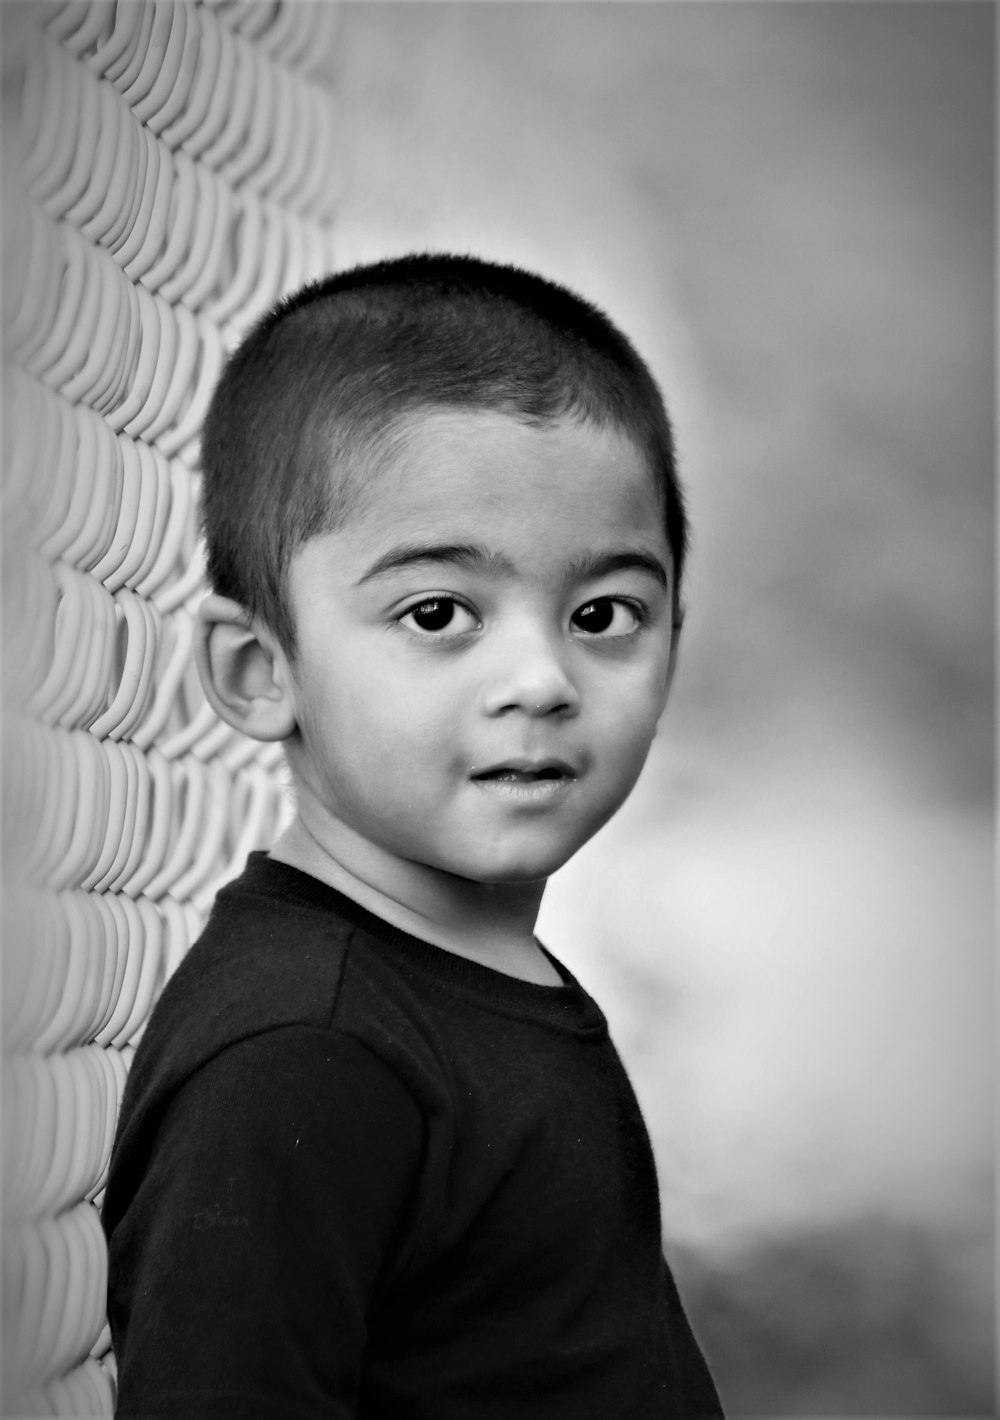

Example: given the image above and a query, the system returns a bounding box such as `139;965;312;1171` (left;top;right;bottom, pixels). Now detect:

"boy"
103;255;724;1418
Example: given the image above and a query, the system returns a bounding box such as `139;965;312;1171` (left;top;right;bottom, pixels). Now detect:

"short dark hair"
201;253;687;654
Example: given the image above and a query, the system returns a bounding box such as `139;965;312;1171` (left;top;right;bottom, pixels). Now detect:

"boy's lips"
470;758;578;783
469;759;579;799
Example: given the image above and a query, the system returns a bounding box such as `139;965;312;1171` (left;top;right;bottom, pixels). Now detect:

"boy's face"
282;410;677;886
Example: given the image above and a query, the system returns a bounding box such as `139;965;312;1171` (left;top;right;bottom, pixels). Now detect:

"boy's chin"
429;821;613;888
444;847;579;888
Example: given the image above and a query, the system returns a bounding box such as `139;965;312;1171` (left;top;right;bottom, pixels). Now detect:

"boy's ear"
667;608;684;686
194;595;298;742
655;612;685;725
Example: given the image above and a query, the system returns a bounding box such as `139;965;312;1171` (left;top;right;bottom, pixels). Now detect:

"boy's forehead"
331;406;663;531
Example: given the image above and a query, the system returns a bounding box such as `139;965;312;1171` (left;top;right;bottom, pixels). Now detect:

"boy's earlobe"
194;595;298;742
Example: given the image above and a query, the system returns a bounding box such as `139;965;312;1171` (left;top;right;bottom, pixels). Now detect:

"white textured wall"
2;4;338;1412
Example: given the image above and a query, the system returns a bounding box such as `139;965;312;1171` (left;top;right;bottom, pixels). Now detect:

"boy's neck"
269;814;562;987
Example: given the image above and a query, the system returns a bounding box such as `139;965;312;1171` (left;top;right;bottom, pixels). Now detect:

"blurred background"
326;3;994;1412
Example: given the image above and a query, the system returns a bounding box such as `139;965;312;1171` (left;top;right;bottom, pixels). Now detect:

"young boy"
103;255;724;1418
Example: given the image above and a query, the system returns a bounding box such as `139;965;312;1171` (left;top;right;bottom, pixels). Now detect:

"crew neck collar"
227;853;608;1037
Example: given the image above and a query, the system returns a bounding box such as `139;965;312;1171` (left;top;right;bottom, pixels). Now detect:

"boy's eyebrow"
565;550;670;591
355;541;502;585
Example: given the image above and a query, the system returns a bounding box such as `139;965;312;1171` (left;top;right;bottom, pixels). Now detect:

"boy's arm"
106;1026;424;1420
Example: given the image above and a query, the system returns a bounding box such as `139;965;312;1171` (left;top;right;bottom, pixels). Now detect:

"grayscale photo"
1;2;993;1416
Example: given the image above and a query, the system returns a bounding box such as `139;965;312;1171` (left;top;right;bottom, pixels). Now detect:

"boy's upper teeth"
481;766;562;780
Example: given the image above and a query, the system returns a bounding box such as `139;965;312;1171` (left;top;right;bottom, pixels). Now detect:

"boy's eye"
571;598;642;637
399;598;479;635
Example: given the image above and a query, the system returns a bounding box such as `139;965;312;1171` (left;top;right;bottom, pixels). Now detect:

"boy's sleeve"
107;1025;425;1420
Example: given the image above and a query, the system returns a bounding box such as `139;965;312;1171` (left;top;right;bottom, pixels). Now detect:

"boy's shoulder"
123;855;451;1142
140;854;355;1075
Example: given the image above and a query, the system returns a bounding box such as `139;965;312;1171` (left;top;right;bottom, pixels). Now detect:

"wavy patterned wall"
2;4;339;1412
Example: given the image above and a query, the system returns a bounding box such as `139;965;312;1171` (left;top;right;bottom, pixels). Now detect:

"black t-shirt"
104;853;723;1418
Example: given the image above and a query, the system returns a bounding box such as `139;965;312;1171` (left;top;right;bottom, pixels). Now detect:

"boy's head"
197;255;688;887
200;253;687;658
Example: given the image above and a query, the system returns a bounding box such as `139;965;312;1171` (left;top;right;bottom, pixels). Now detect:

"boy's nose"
481;624;580;719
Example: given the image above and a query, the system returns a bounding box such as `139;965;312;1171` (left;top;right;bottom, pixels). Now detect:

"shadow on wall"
676;1216;996;1416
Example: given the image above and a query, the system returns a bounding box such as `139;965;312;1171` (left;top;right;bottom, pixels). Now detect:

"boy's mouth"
470;760;577;786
